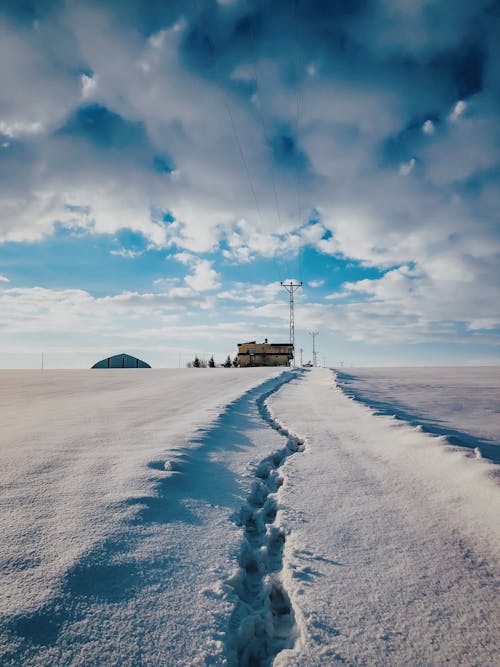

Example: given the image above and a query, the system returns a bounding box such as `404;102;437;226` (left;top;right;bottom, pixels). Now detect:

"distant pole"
281;280;302;363
323;357;326;367
41;352;44;370
178;352;181;368
300;347;303;366
309;331;319;366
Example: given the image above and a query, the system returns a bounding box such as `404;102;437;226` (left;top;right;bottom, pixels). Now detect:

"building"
237;339;293;367
92;353;151;368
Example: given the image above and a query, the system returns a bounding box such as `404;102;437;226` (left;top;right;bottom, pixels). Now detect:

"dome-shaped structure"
92;353;151;369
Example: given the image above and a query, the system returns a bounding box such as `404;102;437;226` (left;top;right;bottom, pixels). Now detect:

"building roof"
238;341;292;347
92;353;151;369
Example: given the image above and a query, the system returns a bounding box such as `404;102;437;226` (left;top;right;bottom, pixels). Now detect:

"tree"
208;355;215;368
224;355;232;368
193;355;200;368
232;355;239;367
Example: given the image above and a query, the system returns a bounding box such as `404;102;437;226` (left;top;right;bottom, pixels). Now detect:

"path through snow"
225;379;305;666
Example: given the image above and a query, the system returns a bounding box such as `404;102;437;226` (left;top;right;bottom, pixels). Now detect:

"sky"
0;0;499;368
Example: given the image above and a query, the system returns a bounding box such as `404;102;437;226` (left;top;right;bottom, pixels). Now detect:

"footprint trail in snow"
224;379;305;667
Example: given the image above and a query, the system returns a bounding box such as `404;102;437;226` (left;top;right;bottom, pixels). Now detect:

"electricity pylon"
309;330;319;366
281;280;302;362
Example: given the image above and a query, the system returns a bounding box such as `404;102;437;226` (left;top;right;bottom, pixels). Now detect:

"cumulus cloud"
174;253;221;292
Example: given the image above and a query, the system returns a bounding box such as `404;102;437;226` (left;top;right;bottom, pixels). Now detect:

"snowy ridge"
225;377;305;667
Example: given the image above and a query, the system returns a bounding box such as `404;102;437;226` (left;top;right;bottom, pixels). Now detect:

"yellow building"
237;339;294;367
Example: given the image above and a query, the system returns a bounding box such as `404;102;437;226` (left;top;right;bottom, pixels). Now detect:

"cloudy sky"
0;0;499;368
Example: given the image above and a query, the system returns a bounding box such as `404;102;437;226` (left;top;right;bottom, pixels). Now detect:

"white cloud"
174;253;221;292
218;281;283;304
326;260;500;341
399;158;416;176
325;290;351;300
0;285;213;337
110;248;144;258
0;20;80;138
184;259;220;292
0;120;43;138
308;279;324;288
80;73;97;100
422;120;435;134
0;274;9;282
448;100;467;123
423;111;498;186
307;62;317;77
230;64;255;82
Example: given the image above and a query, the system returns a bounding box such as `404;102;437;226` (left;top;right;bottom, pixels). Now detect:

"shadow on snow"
336;372;500;464
5;371;297;657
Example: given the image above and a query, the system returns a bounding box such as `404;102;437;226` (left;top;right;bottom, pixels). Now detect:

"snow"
267;368;500;666
336;366;500;462
0;368;288;665
1;367;499;666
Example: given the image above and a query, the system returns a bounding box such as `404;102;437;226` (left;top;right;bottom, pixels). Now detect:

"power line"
245;0;282;230
224;99;263;225
193;0;263;228
244;0;292;288
292;0;305;283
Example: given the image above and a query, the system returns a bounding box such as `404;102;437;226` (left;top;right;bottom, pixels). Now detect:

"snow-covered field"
336;367;500;462
1;368;499;665
268;369;500;666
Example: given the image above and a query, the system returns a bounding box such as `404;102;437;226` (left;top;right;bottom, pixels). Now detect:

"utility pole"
281;280;302;363
300;347;303;366
309;331;319;367
323;357;326;368
41;352;44;370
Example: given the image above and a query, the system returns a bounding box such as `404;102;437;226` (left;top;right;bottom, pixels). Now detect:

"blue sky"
0;0;499;368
